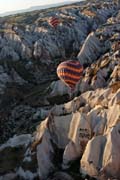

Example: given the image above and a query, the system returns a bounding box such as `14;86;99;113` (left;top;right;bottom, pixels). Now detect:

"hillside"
0;0;120;180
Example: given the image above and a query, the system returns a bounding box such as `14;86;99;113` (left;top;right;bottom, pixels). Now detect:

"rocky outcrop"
0;134;38;180
80;123;120;179
47;9;120;98
0;64;28;95
1;84;119;180
0;1;120;180
77;32;103;65
29;11;120;177
0;0;119;101
33;85;120;180
0;0;119;68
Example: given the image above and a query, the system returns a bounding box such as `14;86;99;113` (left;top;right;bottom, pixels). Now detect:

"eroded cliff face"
0;0;120;180
0;0;119;89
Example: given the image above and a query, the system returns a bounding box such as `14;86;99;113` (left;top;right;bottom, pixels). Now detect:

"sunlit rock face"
0;0;120;180
33;84;120;180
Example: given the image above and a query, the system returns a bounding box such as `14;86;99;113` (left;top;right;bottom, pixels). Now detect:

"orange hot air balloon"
57;60;83;90
49;16;60;28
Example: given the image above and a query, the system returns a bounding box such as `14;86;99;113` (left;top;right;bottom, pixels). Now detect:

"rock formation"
0;0;120;180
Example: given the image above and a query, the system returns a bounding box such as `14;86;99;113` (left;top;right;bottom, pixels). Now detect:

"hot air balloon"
49;16;60;28
57;60;83;90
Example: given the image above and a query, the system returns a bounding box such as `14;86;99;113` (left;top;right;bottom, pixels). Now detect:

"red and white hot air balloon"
57;60;83;90
49;16;60;28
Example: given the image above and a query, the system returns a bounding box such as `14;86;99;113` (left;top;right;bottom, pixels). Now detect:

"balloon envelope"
57;60;83;89
49;16;60;28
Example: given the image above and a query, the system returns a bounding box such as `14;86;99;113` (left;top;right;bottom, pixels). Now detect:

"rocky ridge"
0;0;120;180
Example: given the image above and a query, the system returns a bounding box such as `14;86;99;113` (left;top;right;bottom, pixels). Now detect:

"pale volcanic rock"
0;1;120;180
